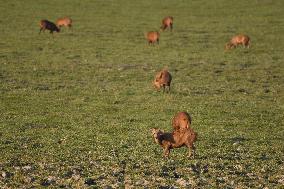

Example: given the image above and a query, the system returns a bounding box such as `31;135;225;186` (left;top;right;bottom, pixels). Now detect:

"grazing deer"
39;20;60;34
225;34;250;49
153;70;172;92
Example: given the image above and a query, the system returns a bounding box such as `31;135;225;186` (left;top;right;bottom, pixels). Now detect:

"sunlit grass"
0;0;283;188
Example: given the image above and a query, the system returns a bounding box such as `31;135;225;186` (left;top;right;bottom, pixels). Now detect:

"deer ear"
158;72;163;79
150;128;157;133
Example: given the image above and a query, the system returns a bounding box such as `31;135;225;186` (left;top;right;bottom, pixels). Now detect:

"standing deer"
161;16;173;31
146;31;160;45
56;17;72;29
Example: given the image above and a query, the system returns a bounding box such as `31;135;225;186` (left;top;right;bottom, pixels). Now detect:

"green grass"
0;0;283;188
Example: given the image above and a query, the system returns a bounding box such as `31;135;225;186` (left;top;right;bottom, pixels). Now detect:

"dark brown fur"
146;31;160;45
225;34;250;49
39;20;60;34
151;128;197;158
153;70;172;92
172;112;192;130
161;16;173;31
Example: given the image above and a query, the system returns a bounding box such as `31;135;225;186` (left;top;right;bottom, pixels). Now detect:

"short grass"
0;0;283;188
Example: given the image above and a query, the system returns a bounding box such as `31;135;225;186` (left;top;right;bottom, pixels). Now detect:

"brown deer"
225;34;250;49
172;112;192;131
146;31;160;45
153;70;172;92
56;17;72;28
151;128;197;158
161;16;173;31
39;20;60;34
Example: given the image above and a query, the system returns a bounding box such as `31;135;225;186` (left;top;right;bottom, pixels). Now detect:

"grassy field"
0;0;284;188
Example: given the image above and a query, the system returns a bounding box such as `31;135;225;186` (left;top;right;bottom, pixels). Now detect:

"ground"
0;0;283;188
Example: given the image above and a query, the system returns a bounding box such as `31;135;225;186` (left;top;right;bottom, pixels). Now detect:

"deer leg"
39;28;44;34
246;42;250;48
191;145;196;159
187;143;195;159
163;146;170;158
188;147;193;158
192;145;196;158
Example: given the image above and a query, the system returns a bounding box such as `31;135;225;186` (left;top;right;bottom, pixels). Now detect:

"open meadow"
0;0;284;188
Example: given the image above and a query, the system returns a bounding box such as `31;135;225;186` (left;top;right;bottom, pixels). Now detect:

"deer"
172;112;192;131
39;20;60;34
161;16;173;31
153;69;172;92
146;31;160;45
151;128;197;158
225;34;250;49
56;17;72;29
